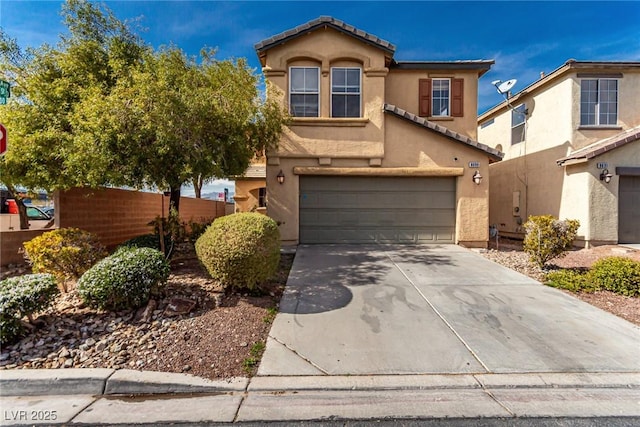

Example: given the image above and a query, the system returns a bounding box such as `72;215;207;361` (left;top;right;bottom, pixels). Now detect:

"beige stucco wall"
570;71;640;149
263;27;388;161
261;26;492;246
386;70;480;140
482;68;640;245
480;68;640;157
383;117;490;244
565;142;640;245
478;77;574;160
234;179;266;213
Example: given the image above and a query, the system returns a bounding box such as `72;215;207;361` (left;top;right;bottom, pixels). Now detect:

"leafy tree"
1;0;287;226
0;0;146;228
89;46;286;211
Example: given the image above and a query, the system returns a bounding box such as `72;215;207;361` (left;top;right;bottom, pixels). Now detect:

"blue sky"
2;1;639;195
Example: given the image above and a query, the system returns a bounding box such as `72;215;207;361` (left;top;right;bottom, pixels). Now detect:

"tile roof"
391;60;495;76
383;104;503;161
556;126;640;165
237;164;266;179
254;16;396;54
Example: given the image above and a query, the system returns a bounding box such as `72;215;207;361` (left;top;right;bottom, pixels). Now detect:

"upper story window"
511;103;526;144
419;78;464;118
431;79;450;117
290;67;319;117
580;79;618;126
331;67;361;118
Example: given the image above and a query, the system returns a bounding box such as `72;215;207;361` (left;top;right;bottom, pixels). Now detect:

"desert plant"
23;228;107;292
119;234;169;252
148;207;186;256
187;218;214;244
77;247;170;311
544;269;596;293
0;273;58;344
523;215;580;269
589;257;640;297
195;212;280;291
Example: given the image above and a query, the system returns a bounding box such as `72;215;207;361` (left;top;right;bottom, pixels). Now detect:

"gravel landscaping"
480;239;640;326
1;240;638;380
0;251;292;380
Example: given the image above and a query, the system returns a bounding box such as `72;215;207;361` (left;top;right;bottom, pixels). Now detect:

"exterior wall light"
472;170;483;185
599;169;612;184
276;169;285;184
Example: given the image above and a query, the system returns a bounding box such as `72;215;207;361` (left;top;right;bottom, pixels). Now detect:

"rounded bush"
544;269;595;293
523;215;580;268
23;228;107;289
589;256;640;296
0;273;59;345
77;247;170;311
195;213;280;291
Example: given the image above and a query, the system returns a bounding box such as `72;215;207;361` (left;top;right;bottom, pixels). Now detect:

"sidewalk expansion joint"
385;252;492;374
102;369;117;395
472;374;516;417
269;334;330;375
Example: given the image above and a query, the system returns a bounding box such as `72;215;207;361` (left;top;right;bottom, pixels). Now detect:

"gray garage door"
299;176;456;244
619;175;640;243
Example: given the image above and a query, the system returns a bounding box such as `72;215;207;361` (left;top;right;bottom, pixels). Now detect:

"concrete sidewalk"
2;369;640;425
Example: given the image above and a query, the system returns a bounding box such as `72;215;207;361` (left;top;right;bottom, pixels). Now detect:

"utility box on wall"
512;191;520;216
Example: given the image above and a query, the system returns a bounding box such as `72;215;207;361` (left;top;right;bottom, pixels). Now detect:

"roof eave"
479;60;640;122
254;16;396;62
391;60;495;76
383;104;503;161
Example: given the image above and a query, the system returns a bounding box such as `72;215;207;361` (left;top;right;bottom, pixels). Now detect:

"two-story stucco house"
255;16;502;247
478;60;640;246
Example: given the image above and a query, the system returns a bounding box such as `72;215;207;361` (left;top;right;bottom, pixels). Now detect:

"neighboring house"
478;60;640;246
254;16;502;246
233;164;267;214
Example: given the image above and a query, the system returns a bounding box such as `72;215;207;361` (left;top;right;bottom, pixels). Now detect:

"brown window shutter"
451;78;464;117
419;79;431;117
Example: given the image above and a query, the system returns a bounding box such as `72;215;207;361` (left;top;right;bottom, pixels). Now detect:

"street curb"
104;369;248;394
0;369;248;396
0;368;114;396
2;369;640;397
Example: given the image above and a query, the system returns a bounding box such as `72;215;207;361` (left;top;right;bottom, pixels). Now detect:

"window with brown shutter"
419;78;464;117
419;79;431;117
451;78;464;117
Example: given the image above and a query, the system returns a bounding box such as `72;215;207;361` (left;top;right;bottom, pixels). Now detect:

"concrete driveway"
259;245;640;376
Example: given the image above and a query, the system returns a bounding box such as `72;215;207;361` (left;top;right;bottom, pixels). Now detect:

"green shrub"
195;213;280;291
77;247;170;311
589;257;640;296
119;234;167;252
0;274;59;345
544;269;596;293
23;228;107;291
523;215;580;268
187;218;214;244
147;208;186;258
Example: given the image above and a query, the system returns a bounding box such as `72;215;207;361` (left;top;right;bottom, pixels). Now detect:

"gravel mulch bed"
1;239;638;380
0;251;293;380
480;239;640;326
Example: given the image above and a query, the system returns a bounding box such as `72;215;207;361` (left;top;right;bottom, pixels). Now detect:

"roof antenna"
491;79;517;109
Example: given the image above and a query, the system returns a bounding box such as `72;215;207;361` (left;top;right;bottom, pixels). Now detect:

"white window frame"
330;67;361;118
431;78;451;117
511;103;526;145
580;78;618;126
289;66;320;117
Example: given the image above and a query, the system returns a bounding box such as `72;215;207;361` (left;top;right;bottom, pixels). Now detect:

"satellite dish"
493;79;517;94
